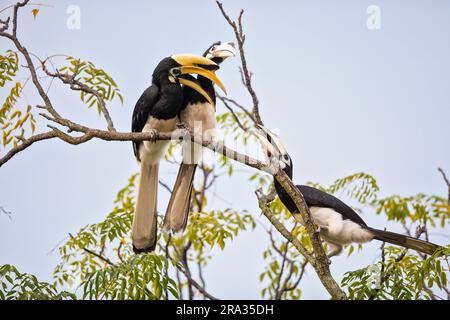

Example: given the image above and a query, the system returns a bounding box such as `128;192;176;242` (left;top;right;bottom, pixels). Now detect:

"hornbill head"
153;54;227;105
255;125;292;175
203;41;236;63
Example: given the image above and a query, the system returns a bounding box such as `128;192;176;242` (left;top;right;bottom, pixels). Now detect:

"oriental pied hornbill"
164;42;236;234
131;54;226;253
256;125;442;257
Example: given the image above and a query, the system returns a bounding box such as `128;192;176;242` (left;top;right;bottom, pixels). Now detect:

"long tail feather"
368;228;441;255
132;163;159;253
164;164;197;233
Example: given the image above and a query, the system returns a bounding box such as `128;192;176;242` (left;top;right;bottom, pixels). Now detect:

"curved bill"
179;66;227;95
171;54;219;71
254;124;283;159
178;78;214;106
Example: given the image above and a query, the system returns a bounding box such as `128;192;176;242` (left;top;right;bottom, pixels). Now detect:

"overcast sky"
1;0;449;299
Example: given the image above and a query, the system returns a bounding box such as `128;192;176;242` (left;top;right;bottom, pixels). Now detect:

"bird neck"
153;73;171;87
183;75;216;106
198;75;216;102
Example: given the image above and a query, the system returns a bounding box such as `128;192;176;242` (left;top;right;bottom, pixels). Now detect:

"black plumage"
275;181;367;227
181;74;216;109
132;58;184;161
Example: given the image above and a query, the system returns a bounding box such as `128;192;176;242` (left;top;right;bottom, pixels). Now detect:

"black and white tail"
368;228;441;255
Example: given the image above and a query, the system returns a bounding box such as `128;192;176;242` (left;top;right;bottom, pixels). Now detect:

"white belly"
180;102;217;164
139;116;177;165
180;102;217;135
295;206;373;245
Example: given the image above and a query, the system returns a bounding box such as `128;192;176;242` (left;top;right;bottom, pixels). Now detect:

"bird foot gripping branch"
146;129;159;143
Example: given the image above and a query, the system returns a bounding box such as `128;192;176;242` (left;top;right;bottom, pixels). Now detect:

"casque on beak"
210;42;237;59
254;124;283;162
170;54;227;105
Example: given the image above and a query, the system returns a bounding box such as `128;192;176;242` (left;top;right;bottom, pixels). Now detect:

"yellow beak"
178;78;215;106
178;66;226;95
171;54;219;70
170;54;227;105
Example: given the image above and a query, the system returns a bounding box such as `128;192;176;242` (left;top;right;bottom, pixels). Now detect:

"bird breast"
295;206;373;245
180;102;217;134
139;116;178;165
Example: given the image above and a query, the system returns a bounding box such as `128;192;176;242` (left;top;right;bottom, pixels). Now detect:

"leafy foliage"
1;103;36;148
0;50;36;149
216;111;252;143
81;254;178;300
307;172;379;204
373;193;450;227
0;50;19;87
259;225;307;300
58;57;123;114
0;264;75;300
340;178;450;299
51;157;255;300
54;174;137;287
170;208;255;267
342;246;450;300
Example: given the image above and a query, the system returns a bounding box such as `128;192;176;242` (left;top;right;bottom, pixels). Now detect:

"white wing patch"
309;206;373;245
293;206;373;257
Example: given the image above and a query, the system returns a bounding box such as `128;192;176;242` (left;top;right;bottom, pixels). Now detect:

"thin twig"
438;167;450;205
158;180;172;194
69;233;115;266
0;206;12;220
216;1;263;125
216;94;249;132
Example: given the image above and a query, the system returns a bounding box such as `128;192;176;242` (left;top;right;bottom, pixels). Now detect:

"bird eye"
171;68;181;76
283;154;289;161
210;45;217;52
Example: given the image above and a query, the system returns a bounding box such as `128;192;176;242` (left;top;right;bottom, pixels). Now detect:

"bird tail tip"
368;227;441;256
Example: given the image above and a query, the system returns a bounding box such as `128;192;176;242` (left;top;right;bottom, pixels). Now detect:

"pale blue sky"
0;0;449;299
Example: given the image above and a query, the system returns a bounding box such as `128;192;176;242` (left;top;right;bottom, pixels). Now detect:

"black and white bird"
256;125;442;257
131;54;226;253
164;42;236;234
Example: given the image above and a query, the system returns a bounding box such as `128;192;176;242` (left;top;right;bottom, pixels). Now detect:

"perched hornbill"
131;54;226;253
256;125;442;257
164;42;236;233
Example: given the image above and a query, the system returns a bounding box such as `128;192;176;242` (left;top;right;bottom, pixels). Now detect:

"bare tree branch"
256;186;347;300
176;262;219;301
438;167;450;205
217;94;255;123
216;1;263;125
0;206;12;220
216;94;249;132
68;233;115;266
0;17;10;32
169;240;219;300
0;131;57;166
284;259;308;292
